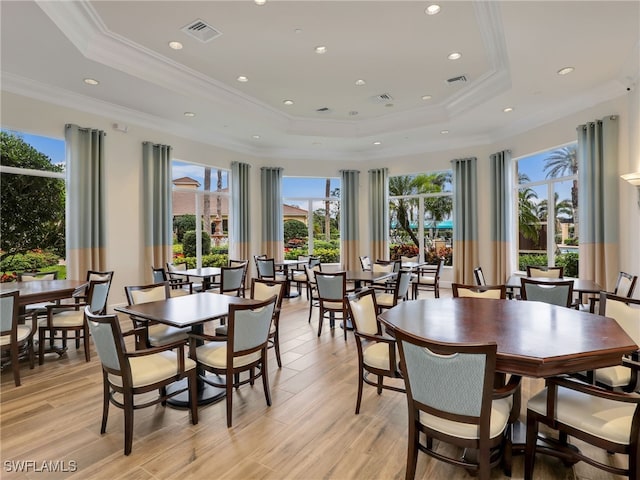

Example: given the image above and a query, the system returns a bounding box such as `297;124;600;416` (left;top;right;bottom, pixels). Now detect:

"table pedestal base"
166;374;226;408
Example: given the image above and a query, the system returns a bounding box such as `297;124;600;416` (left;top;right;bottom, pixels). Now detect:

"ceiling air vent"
371;93;394;104
316;107;331;113
447;75;468;84
181;19;222;43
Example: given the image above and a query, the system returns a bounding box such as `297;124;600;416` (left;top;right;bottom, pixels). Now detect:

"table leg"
283;266;300;298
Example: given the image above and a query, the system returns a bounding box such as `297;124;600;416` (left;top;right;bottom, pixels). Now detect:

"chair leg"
101;373;110;434
10;345;21;387
226;372;234;428
38;328;46;365
355;364;364;414
377;375;383;395
262;354;272;407
406;420;419;480
123;391;134;455
273;331;282;368
83;324;91;362
317;309;324;337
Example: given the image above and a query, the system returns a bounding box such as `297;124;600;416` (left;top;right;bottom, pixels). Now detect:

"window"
515;143;578;276
0;130;66;281
388;171;453;265
282;177;340;262
171;161;230;267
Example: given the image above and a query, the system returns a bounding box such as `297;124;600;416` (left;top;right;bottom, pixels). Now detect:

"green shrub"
0;250;59;272
518;253;547;272
313;247;339;263
284;220;308;243
390;243;419;260
182;230;211;257
556;252;579;277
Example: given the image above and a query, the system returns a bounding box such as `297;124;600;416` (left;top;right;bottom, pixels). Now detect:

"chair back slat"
526;266;564;278
473;266;486;286
253;280;283;305
85;308;123;372
399;338;495;418
614;272;638;298
126;283;170;305
229;298;276;353
347;290;379;335
396;270;412;299
452;283;506;299
0;290;18;335
18;271;57;282
256;258;276;278
599;293;640;346
315;272;346;301
220;265;245;294
520;278;573;307
88;280;111;314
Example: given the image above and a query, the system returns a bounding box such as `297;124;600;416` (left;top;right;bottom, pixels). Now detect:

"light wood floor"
1;288;629;480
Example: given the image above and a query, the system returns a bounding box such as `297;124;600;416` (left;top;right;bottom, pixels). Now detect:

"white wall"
2;89;638;306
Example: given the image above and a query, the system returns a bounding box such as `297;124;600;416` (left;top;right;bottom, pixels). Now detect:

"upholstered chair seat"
109;351;196;388
528;386;634;445
419;397;513;440
194;341;262;369
362;341;394;371
0;325;32;346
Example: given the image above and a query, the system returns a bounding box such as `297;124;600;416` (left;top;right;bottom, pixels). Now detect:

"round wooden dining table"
378;297;637;378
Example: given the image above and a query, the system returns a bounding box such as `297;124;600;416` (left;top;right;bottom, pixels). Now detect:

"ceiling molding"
35;0;513;140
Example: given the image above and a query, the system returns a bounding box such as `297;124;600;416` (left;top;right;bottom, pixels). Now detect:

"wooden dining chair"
38;278;111;364
412;257;444;299
188;296;277;427
519;278;574;307
314;271;350;340
526;265;564;278
228;259;249;297
588;293;640;392
255;257;287;282
251;278;286;368
375;270;412;311
359;255;372;272
85;307;198;455
346;289;404;414
474;266;487;286
1;290;36;386
585;270;639;312
17;271;58;320
219;264;246;297
151;266;192;296
452;283;507;299
124;282;189;348
525;368;640;480
396;331;520;480
72;270;114;306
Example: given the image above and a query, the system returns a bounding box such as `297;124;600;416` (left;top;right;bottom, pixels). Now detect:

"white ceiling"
1;1;638;162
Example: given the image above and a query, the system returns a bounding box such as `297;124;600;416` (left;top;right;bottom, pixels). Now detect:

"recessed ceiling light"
184;112;195;117
83;78;99;85
255;0;266;5
294;28;302;34
440;130;449;134
373;141;382;145
252;135;261;139
315;46;327;54
355;79;366;86
168;41;183;50
348;111;359;116
421;95;432;101
447;52;462;60
237;75;248;82
425;4;441;15
283;100;294;106
557;67;575;76
503;107;513;113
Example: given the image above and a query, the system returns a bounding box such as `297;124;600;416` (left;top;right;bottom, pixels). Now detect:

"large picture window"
171;161;230;267
388;171;453;265
515;143;578;276
0;131;66;281
282;177;340;263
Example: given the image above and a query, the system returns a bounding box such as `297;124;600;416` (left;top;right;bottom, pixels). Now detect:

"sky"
7;131;65;166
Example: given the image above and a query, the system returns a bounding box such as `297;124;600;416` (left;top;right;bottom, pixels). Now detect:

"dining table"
114;292;259;407
379;297;637;452
345;270;396;290
172;267;222;291
1;279;89;308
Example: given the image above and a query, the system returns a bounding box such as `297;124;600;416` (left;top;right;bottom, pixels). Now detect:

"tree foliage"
284;219;307;242
182;230;211;257
0;131;65;258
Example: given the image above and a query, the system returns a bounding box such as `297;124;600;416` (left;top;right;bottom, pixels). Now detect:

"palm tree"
389;175;420;246
537;192;573;233
518;173;540;241
544;146;578;238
